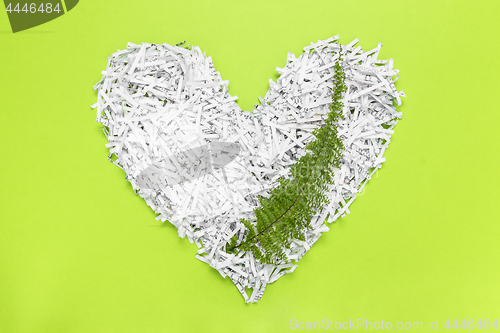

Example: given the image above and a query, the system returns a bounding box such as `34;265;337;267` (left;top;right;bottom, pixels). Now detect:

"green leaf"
226;53;347;265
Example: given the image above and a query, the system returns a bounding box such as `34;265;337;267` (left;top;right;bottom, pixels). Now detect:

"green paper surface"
0;0;499;332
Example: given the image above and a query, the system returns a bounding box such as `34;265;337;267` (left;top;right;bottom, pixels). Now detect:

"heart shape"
92;36;405;303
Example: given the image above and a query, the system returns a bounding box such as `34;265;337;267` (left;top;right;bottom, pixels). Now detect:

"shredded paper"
92;36;405;303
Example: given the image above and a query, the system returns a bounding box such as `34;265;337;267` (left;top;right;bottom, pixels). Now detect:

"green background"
1;0;499;332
